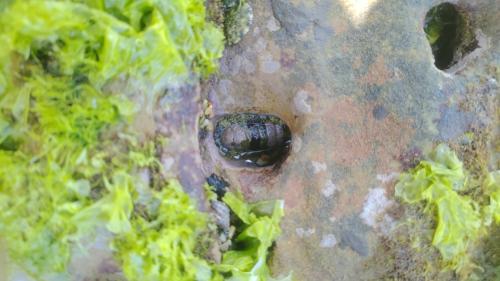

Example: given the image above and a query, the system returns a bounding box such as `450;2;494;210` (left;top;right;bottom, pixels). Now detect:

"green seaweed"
484;171;500;225
112;185;291;281
0;1;288;280
396;144;500;277
112;181;211;281
217;193;292;281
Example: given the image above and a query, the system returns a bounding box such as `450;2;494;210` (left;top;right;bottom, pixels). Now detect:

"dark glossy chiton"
214;113;292;167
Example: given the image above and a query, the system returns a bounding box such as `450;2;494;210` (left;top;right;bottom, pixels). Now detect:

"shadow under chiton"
214;113;292;167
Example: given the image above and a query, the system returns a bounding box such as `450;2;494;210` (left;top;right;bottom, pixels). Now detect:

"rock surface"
201;0;499;280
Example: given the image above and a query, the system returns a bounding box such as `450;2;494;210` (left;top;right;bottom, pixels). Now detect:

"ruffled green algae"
395;144;499;279
0;1;287;280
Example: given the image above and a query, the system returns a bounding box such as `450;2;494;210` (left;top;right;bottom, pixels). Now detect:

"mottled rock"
200;0;499;280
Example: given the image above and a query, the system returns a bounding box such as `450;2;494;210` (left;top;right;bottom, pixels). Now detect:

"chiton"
213;113;291;167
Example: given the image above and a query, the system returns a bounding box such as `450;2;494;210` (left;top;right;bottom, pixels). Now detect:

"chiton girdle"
213;113;291;167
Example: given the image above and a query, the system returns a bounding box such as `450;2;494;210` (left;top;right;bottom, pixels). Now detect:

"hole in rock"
424;2;478;70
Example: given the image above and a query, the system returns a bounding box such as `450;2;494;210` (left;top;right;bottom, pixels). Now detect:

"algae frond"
395;144;499;278
0;1;287;280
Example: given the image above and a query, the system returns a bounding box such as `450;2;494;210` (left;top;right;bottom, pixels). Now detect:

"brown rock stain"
330;17;350;35
282;174;307;212
280;48;297;70
321;97;414;170
331;168;372;218
237;170;279;201
352;56;363;69
360;55;391;86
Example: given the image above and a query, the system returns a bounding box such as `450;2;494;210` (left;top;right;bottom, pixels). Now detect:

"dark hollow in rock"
424;2;478;70
214;113;292;167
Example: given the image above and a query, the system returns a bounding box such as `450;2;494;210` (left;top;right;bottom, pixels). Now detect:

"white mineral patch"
293;90;312;114
296;227;316;238
376;172;400;183
311;161;327;174
319;234;337;248
266;18;281;32
292;136;303;153
321;180;338;198
360;187;394;230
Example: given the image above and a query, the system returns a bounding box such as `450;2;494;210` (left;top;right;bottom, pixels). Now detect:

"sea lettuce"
0;1;287;281
484;171;500;225
217;193;292;281
396;144;499;274
111;186;290;281
111;181;211;281
0;0;223;278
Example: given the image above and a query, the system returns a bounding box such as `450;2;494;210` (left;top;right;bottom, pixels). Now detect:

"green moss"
395;144;500;278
